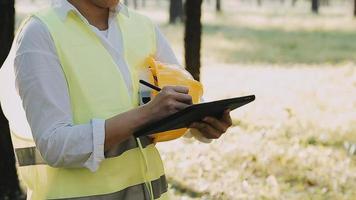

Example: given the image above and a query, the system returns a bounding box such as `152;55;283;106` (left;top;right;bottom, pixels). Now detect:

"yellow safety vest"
11;8;168;200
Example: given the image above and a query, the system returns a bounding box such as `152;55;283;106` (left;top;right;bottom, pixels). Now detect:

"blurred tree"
311;0;319;13
292;0;297;6
216;0;222;12
0;0;14;63
257;0;262;7
169;0;184;24
0;0;24;199
184;0;203;81
354;0;356;17
133;0;138;9
320;0;329;6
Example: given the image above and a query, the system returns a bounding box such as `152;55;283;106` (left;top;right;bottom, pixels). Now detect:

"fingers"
163;100;190;115
174;93;193;104
161;86;192;104
221;109;233;127
202;117;228;133
162;86;189;94
173;101;190;111
189;109;233;140
189;122;221;139
146;85;192;122
171;86;189;94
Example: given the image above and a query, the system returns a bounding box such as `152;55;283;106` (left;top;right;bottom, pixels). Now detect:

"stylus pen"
139;80;161;92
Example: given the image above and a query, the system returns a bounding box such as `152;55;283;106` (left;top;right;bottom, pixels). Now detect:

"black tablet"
134;95;255;137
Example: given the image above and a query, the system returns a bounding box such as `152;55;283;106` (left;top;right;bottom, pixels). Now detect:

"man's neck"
67;0;109;30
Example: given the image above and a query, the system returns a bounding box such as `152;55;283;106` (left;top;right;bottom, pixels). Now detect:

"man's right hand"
104;86;192;151
142;86;192;123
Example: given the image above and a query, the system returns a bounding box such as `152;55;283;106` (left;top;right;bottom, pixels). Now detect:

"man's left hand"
189;109;233;139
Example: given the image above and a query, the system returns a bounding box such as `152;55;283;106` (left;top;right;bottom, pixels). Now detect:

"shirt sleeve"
154;25;181;66
14;17;105;172
154;25;212;143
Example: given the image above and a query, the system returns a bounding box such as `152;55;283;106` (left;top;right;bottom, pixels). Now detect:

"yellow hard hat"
144;57;203;143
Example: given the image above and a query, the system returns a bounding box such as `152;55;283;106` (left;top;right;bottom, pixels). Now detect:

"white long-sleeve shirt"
0;1;210;172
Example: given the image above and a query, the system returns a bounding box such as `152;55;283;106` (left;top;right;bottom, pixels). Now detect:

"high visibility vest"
10;8;168;200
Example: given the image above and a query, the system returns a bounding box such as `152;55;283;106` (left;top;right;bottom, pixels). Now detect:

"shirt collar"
54;0;129;22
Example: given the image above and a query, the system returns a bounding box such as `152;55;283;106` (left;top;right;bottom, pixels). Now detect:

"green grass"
153;1;356;65
160;22;356;65
203;25;356;64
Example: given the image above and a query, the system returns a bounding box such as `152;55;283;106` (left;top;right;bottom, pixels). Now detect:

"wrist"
104;105;153;150
133;105;153;132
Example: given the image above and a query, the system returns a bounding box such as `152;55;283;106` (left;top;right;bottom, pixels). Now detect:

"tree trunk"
0;0;14;63
311;0;319;14
133;0;138;9
354;0;356;17
257;0;262;7
291;0;297;7
0;0;24;199
169;0;184;24
184;0;203;81
216;0;221;12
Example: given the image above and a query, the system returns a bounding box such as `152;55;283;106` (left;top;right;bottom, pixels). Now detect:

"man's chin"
93;0;120;9
107;0;120;8
109;4;119;10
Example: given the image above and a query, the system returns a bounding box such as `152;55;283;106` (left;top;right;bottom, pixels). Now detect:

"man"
0;0;232;199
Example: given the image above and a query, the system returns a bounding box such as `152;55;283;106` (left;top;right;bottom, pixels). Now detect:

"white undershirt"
99;29;109;38
0;1;210;172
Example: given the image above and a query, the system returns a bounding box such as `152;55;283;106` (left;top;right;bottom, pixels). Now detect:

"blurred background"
1;0;356;199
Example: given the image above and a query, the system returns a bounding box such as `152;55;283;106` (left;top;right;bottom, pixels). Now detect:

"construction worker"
0;0;232;199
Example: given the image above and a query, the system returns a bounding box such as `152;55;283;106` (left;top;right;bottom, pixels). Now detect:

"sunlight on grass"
148;2;356;198
150;1;356;65
203;26;356;64
158;64;356;200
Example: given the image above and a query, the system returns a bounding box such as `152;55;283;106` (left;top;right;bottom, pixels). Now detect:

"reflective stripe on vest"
15;137;153;167
11;8;168;200
51;175;167;200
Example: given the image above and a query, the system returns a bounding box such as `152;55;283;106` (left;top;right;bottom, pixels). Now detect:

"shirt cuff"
83;119;105;172
184;128;212;143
